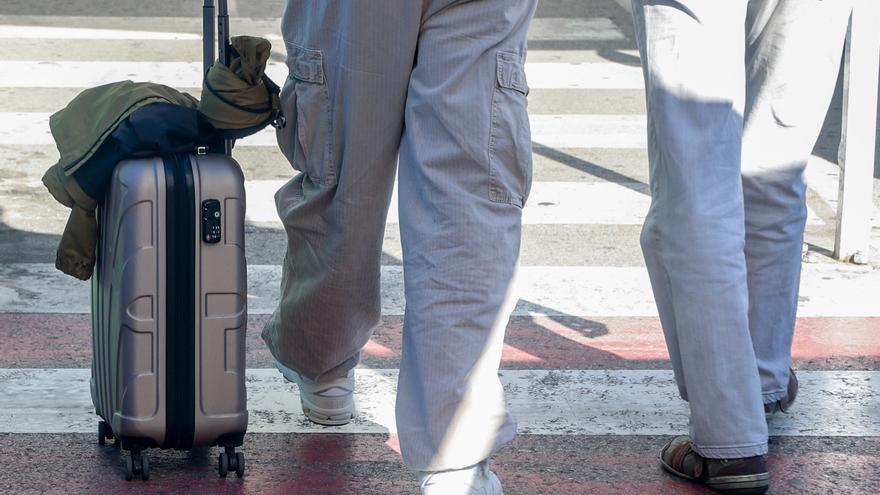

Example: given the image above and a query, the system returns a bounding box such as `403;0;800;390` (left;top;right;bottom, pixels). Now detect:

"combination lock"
202;199;222;243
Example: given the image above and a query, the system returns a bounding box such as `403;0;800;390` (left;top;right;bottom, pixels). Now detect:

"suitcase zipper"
163;154;196;450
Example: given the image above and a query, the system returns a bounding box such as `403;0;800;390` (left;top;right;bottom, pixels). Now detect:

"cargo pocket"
276;42;336;186
489;51;533;208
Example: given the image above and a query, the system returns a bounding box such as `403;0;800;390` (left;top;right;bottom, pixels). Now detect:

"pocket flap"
496;51;528;95
286;42;325;84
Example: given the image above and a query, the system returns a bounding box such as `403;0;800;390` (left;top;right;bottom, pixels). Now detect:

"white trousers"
632;0;852;458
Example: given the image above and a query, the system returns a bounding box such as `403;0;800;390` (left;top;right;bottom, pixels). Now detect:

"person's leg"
395;0;537;475
262;1;421;383
741;0;852;404
632;0;769;458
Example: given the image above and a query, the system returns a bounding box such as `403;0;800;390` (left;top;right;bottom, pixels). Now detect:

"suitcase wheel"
97;421;114;446
218;452;228;478
235;453;245;478
141;455;150;480
124;451;149;481
218;447;245;478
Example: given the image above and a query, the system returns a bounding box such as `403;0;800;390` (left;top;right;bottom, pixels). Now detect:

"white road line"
1;263;877;316
526;62;644;89
1;112;647;150
232;115;650;148
0;112;648;149
0;113;54;145
0;17;281;37
528;18;626;41
0;368;876;435
243;180;825;226
530;115;646;148
0;61;272;88
0;17;625;42
0;25;202;40
0;61;644;90
244;115;649;148
245;181;653;226
0;178;825;235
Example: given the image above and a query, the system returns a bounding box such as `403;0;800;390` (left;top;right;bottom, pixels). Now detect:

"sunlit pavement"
0;1;878;494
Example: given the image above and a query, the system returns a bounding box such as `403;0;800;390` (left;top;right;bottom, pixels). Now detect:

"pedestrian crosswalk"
2;112;653;148
3;368;878;436
0;1;877;493
2;262;879;317
0;17;629;42
0;61;646;89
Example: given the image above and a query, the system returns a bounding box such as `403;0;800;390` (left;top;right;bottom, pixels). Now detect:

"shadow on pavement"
0;206;62;264
532;144;649;194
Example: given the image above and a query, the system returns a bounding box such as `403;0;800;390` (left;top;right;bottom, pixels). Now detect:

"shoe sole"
660;458;769;495
707;475;771;495
300;398;355;426
276;365;356;426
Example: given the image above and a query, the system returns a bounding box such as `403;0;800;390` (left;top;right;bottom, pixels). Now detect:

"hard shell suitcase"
90;0;248;480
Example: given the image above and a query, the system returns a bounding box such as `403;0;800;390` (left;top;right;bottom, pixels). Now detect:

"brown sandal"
659;436;769;494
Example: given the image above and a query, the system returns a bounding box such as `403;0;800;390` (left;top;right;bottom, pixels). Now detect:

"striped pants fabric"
632;0;853;458
263;0;539;471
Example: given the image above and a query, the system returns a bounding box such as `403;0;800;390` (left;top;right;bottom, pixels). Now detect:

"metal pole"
834;0;880;264
217;0;232;155
218;0;230;66
202;0;215;76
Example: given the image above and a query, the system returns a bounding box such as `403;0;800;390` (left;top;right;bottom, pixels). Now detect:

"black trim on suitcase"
163;154;196;450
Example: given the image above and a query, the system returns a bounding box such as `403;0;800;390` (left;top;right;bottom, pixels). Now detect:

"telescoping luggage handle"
202;0;232;156
202;0;229;75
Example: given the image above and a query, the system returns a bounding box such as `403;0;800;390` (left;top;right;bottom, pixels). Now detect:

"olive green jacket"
50;81;199;178
43;36;281;280
199;35;282;136
42;82;200;280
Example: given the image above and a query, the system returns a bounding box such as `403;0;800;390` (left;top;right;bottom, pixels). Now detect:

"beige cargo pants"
263;0;538;471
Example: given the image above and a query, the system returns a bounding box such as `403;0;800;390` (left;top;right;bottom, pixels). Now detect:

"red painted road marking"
0;314;877;370
0;434;875;494
385;435;401;455
362;339;396;359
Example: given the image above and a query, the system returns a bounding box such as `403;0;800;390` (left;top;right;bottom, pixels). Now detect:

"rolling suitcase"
90;0;248;480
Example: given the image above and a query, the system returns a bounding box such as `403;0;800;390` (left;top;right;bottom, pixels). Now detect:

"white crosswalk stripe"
0;177;829;237
1;263;877;316
528;17;627;41
0;16;628;41
2;112;650;148
2;368;876;435
0;61;645;90
0;25;203;40
242;180;826;226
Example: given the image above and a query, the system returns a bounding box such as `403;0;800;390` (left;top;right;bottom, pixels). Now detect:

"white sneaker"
418;462;503;495
274;359;356;426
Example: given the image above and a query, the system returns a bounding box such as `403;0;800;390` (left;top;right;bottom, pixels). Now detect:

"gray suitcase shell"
90;153;248;457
